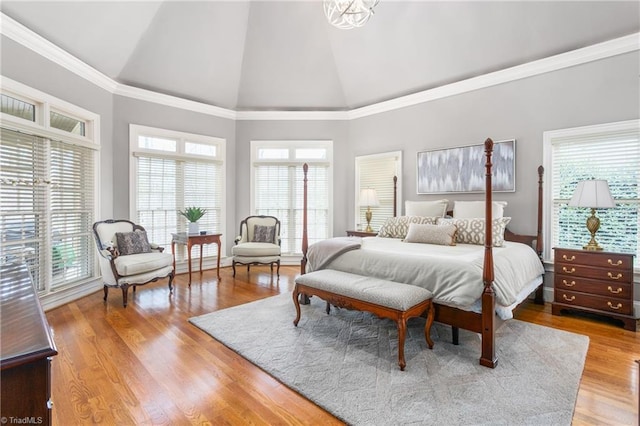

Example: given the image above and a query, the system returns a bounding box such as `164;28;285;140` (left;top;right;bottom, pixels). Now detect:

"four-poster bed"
299;138;545;368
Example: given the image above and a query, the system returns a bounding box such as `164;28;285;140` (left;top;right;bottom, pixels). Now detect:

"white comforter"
308;237;544;317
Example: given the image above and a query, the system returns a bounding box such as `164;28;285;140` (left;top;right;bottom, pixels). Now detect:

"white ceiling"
1;1;638;111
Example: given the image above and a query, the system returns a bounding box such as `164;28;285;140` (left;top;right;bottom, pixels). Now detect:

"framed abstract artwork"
417;139;516;194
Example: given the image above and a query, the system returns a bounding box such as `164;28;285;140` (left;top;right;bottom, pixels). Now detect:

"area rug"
189;293;589;425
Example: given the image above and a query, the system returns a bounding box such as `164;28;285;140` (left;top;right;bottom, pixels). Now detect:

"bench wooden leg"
397;317;408;371
424;301;434;349
292;285;301;326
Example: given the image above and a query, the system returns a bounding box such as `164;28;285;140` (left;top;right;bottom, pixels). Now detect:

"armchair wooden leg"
103;285;109;302
232;260;237;277
121;284;130;308
276;259;281;278
168;271;174;292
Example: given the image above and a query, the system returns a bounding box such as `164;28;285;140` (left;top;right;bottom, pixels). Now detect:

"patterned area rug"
190;293;589;425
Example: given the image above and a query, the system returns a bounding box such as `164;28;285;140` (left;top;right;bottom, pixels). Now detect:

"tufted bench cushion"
293;269;435;371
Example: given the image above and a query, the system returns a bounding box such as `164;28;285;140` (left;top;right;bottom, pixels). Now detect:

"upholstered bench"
293;269;434;371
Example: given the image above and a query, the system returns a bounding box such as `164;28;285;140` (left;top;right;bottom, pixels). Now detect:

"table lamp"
568;179;616;251
359;188;380;232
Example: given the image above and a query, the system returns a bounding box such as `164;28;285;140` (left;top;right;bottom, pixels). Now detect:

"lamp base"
583;209;603;251
365;209;373;233
583;242;603;251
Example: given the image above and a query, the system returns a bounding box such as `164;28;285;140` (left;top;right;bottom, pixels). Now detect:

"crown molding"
114;84;237;119
1;12;118;93
2;11;638;121
235;110;350;120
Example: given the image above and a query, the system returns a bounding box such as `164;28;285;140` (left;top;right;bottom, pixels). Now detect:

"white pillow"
405;199;449;218
453;201;507;220
404;223;457;246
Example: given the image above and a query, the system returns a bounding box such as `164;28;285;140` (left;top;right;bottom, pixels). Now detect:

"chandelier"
323;0;379;30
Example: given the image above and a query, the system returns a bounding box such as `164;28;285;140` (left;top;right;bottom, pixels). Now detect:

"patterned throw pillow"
377;216;438;239
115;230;152;256
253;225;276;243
404;223;457;246
437;217;511;247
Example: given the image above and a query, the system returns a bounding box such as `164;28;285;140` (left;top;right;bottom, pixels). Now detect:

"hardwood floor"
46;266;639;425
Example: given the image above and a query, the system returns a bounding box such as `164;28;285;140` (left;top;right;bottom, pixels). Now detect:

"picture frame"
417;139;516;194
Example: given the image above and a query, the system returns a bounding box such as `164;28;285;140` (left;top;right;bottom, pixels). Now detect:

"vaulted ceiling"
2;1;638;111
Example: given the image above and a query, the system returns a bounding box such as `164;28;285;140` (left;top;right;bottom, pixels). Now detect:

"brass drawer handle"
562;280;576;287
607;259;622;266
562;267;575;274
607;272;623;280
562;294;575;302
607;286;623;294
607;302;622;310
562;254;576;261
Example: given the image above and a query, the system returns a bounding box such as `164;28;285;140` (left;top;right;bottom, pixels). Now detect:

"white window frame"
354;151;402;231
543;119;640;273
129;124;227;263
0;76;101;306
250;140;333;256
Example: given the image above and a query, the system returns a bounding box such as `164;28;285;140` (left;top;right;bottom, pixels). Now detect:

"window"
251;141;332;255
130;125;226;262
355;151;402;232
0;83;99;295
544;119;639;270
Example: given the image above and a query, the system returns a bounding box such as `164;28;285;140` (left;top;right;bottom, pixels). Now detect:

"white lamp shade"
568;180;616;208
359;188;380;207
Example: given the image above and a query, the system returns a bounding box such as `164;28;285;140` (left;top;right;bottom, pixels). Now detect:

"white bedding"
308;237;544;319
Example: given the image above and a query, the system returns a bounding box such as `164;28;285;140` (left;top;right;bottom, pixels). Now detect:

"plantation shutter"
356;153;401;232
550;125;639;268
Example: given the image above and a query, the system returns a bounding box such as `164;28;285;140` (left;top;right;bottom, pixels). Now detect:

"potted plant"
179;206;207;234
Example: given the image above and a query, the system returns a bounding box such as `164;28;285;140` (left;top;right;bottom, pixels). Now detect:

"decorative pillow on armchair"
115;230;152;255
252;225;276;243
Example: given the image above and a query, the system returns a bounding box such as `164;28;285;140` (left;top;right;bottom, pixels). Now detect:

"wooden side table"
346;230;377;237
172;232;222;285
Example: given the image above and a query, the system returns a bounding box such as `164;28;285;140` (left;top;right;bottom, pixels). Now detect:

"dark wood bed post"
480;138;497;368
393;176;398;217
301;163;309;275
534;165;545;304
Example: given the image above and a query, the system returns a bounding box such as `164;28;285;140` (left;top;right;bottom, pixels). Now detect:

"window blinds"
136;155;223;260
0;127;96;291
254;163;329;254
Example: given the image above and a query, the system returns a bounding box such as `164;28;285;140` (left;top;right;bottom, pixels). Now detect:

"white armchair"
231;215;281;278
92;219;174;307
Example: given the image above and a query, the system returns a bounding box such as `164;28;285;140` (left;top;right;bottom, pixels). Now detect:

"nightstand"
552;247;636;331
346;230;378;237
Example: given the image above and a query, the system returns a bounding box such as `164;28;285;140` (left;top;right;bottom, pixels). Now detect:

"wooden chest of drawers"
552;247;636;331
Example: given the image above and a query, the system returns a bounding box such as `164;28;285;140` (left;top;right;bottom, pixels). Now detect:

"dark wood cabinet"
1;263;58;424
552;247;636;331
